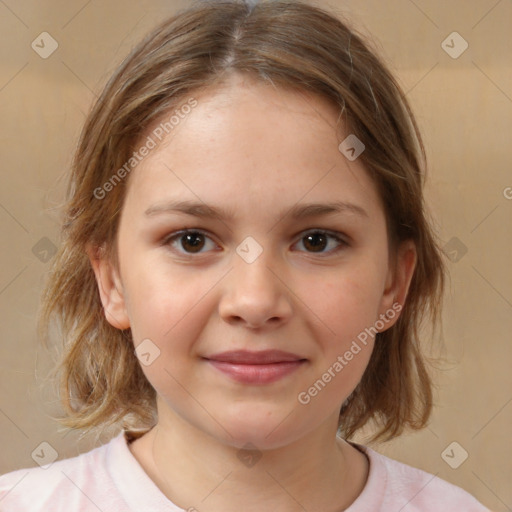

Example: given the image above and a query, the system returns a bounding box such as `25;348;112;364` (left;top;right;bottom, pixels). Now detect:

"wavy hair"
39;0;446;443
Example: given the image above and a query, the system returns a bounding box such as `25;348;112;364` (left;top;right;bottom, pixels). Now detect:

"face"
90;73;416;450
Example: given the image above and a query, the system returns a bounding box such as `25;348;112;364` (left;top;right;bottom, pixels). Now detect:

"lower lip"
207;360;305;384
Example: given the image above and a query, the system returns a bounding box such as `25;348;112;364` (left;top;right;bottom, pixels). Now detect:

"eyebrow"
144;199;368;221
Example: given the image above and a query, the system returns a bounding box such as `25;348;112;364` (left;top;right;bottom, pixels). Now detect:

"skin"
88;72;416;512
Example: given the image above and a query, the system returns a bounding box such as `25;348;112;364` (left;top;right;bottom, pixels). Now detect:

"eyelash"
161;228;349;257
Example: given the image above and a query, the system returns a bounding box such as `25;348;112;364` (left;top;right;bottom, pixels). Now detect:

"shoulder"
0;433;127;512
351;442;490;511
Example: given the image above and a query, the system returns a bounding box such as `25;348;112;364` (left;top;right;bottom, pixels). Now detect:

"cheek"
122;269;212;400
314;261;386;343
297;272;381;413
120;250;204;344
126;276;204;344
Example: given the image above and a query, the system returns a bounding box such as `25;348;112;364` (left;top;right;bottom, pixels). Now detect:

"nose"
218;251;293;330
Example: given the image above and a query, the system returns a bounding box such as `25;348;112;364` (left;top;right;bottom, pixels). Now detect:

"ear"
377;239;417;331
86;244;130;330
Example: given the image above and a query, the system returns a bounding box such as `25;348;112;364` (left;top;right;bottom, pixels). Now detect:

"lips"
204;350;307;385
206;350;305;364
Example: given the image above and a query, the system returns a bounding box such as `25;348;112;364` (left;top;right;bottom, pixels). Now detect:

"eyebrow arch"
144;199;368;221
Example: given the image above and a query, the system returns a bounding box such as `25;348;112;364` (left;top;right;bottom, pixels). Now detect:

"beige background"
0;0;510;510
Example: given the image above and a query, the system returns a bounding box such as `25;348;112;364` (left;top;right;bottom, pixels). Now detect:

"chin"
210;406;308;451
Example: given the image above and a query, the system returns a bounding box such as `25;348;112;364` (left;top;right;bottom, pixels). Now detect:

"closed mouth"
205;349;306;364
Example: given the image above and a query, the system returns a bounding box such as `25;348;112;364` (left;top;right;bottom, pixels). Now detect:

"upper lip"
205;350;306;364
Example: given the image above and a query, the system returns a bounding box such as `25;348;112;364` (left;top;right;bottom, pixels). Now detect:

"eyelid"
162;227;350;256
293;228;350;254
161;228;219;253
297;228;350;244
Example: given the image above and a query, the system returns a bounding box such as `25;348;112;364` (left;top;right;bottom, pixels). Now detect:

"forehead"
124;74;384;223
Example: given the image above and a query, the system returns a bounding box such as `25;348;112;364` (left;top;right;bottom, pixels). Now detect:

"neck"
128;407;369;512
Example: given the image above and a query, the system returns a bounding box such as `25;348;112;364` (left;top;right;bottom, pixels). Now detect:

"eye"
293;230;348;255
162;228;349;256
163;229;217;255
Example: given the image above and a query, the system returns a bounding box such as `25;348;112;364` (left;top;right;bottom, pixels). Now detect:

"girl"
0;1;491;510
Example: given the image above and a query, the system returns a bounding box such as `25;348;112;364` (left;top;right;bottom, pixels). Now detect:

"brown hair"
39;0;446;443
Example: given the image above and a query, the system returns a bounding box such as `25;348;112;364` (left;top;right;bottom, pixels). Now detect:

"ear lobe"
86;244;130;330
378;239;417;331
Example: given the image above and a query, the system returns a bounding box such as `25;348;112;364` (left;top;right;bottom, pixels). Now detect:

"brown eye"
303;232;328;252
180;232;206;253
164;230;216;255
295;230;348;255
163;228;348;257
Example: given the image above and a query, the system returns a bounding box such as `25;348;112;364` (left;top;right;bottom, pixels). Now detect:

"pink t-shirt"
0;431;490;511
